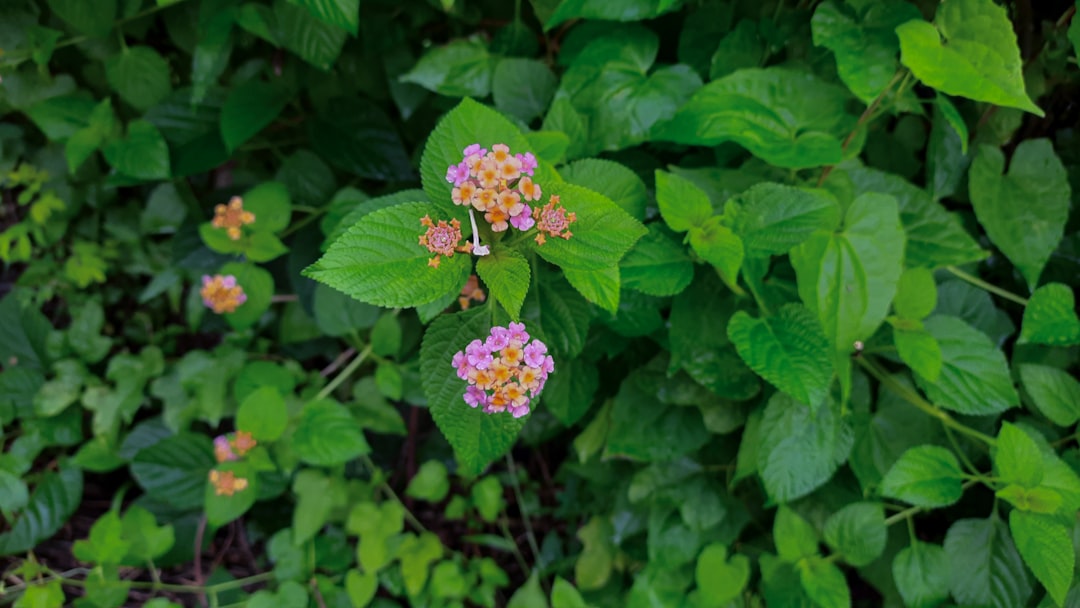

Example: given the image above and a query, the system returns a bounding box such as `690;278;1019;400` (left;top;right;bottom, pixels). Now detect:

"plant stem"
856;357;997;447
945;266;1029;306
498;517;532;575
361;455;428;533
315;344;371;401
884;480;979;527
818;69;906;186
505;454;542;572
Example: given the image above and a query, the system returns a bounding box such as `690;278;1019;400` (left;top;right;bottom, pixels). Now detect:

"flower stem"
505;453;542;572
315;344;372;401
945;265;1029;306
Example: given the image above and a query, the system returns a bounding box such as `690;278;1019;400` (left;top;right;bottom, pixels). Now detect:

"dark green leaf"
728;305;833;407
0;464;82;556
915;315;1018;416
822;502;886;567
892;542;951;608
130;432;214;511
723;183;841;257
292;399;370;466
307;98;413;182
944;517;1032;608
619;224;693;297
220;80;291;151
47;0;116;37
288;0;358;34
401;39;496;98
105;47;173;111
102;120;171;180
880;445;964;508
274;0;347;70
757;393;852;502
493;58;557;122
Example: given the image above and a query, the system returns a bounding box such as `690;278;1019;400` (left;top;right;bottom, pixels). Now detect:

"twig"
193;515;208;607
320;347;356;377
945;266;1029;305
316;345;371;398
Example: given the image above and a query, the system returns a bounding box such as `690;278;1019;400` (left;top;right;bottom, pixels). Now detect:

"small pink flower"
541;355;554;374
452;351;469;379
486;326;511;351
214;436;237;463
465;339;493;370
510;212;535;231
464;385;488;408
523;341;547;367
508;322;530;343
463;143;485;157
517;152;537;175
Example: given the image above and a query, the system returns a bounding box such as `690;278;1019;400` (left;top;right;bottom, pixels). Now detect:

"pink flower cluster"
445;144;541;232
451;322;553;418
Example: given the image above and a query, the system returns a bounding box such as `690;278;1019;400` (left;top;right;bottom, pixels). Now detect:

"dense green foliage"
2;0;1080;606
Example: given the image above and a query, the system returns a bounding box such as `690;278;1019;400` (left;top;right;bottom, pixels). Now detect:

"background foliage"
2;0;1080;606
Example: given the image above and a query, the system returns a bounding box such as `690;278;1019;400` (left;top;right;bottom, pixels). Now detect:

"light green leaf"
894;268;937;320
288;0;358;34
575;516;615;590
1018;363;1080;427
656;67;856;169
892;322;943;383
105;47;172;111
398;532;443;596
799;556;850;608
304;202;472;308
1010;511;1072;607
774;506;819;562
120;506;174;563
757;393;852;503
73;510;130;565
401;39;496;98
689;216;743;288
915;315;1018;416
896;0;1043;115
723;183;840;258
654;169;713;233
406;460;450;502
219;262;274;331
996;484;1063;514
880;445;964;508
236;386;288;442
477;248;530;320
102;120;171;181
791;192;905;356
551;577;588;608
507;572;549;608
994;421;1043;488
823;502;886;567
1019;283;1080;346
562;159;648;221
619;224;692;297
969;139;1070;291
345;569;378;607
220;80;291;151
493;58;558;122
535;181;647;271
892;542;951;608
811;1;921;102
944;518;1032;608
563;266;620;314
292;399;370;466
728;305;833;407
695;544;750;606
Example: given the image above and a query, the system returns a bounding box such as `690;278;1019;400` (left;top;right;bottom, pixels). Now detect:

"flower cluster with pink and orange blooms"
209;430;257;496
451;323;553;418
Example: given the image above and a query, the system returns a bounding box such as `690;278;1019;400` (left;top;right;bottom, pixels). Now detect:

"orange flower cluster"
212;196;255;240
200;274;247;314
209;430;257;496
419;215;473;268
532;195;577;245
458;275;486;310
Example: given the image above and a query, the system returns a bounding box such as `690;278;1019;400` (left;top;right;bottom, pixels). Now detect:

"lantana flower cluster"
209;430;257;496
212;195;255;240
451;323;553;418
447;143;540;233
200;274;247;314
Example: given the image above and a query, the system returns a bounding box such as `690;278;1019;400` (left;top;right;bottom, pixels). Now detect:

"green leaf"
575;516;615;590
242;181;292;233
996;484;1063;514
421;309;525;476
656;67;856;169
540;358;598;426
219;262;274;331
892;323;943;383
472;476;505;522
689;216;743;288
220;80;291;151
896;0;1043;116
605;373;710;462
312;283;379;337
522;272;591;359
708;19;763;80
695;544;750;607
47;0;116;37
307;98;414;182
105;47;173;111
654;169;713;233
774;506;819;562
757;393;852;503
892;542;951;608
370;314;402;358
401;39;496;98
546;0;683;29
0;470;29;514
305;202;471;308
535;181;647;271
236;386;288;442
994;421;1044;488
288;0;358;34
406;460;450;502
345;569;378;607
25;95;95;140
477;248;530;320
1018;363;1080;427
507;572;548;608
130;432;214;511
811;1;921;102
73;511;130;564
274;0;347;70
120;506;174;563
618;225;693;298
880;445;964;508
102;120;171;180
0;465;82;556
969;139;1070;291
791;192;905;356
728;305;833;407
927;99;971;202
562;159;648;221
292;469;344;544
914;315;1018;416
563;266;620;314
551;577;588;608
944;517;1033;608
723;183;841;258
493;58;558;122
398;532;443;596
823;502;886;567
292;399;370;466
1010;511;1074;606
894;268;937;320
799;556;850;608
1019;283;1080;346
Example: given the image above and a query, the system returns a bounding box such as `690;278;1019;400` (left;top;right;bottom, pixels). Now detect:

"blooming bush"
2;1;1080;607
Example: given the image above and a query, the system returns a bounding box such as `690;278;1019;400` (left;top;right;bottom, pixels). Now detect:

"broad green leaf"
892;322;943;382
73;511;130;564
605;372;710;462
220;80;291;151
307;98;414;182
541;358;599;426
656;67;856;169
1009;510;1073;606
1019;283;1080;345
845;164;986;268
472;476;505;522
823;502;886;567
542;97;589;161
708;19;763;81
130;432;214;511
1018;363;1080;427
345;570;378;607
421;309;525;476
401;39;496;98
370;314;402;358
655;170;713;233
507;572;548;608
757;393;852;503
723;183;841;257
522;272;591;359
0;470;29;514
927;99;971;202
312;283;380;337
575;516;615;590
892;542;951;608
240;181;292;233
0;465;82;556
995;422;1044;488
562;159;648;221
493;58;558;122
689;217;743;288
304;202;471;308
727;305;833;407
120;506;174;563
219;262;274;331
944;518;1033;608
274;0;347;70
970;139;1070;291
551;577;588;608
292;469;345;544
799;556;850;608
896;0;1043;116
292;399;370;466
525;130;570;167
398;532;443;595
47;0;116;37
102;120;171;181
894;268;937;320
534;182;647;271
406;460;450;502
880;445;964;508
791;193;905;356
811;1;921;102
24;95;95;140
476;248;530;320
996;484;1063;514
205;460;258;526
288;0;358;34
774;506;819;562
619;224;693;297
546;0;684;29
695;544;750;606
236;386;288;442
563;266;620;314
105;47;172;111
914;315;1018;416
